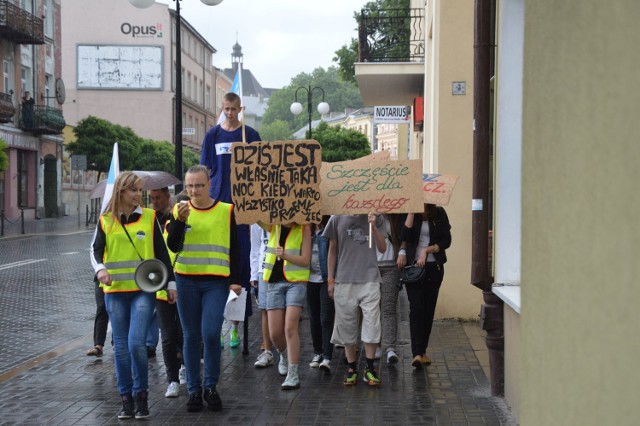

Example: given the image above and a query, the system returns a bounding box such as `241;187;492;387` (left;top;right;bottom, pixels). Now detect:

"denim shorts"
257;275;268;310
266;281;307;310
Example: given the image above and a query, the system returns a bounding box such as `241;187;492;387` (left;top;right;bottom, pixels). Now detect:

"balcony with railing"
0;0;44;45
354;7;426;106
358;8;425;63
0;91;15;123
19;105;65;135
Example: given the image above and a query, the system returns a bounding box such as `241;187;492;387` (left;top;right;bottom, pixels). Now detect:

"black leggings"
404;263;444;357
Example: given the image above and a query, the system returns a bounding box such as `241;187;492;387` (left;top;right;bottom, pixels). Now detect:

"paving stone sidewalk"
0;297;516;425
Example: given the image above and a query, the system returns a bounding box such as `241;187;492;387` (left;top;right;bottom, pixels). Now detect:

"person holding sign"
262;222;312;390
398;204;452;368
201;92;262;346
166;165;242;412
322;213;387;386
90;172;176;420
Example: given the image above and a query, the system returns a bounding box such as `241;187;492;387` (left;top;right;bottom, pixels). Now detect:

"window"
205;85;211;109
21;67;32;94
193;75;197;100
186;72;191;99
181;68;185;94
198;80;203;105
17;150;29;208
21;0;33;13
44;0;53;38
3;44;15;95
45;74;53;107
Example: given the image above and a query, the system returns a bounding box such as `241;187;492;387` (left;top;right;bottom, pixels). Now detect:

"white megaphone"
134;259;168;293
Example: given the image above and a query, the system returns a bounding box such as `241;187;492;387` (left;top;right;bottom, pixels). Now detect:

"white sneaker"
254;351;274;368
278;350;288;376
374;347;382;359
165;381;179;398
281;364;300;390
179;366;186;385
309;354;322;368
319;358;331;373
387;350;399;365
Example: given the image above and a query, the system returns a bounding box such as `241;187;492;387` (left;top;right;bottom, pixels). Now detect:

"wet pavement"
0;217;517;425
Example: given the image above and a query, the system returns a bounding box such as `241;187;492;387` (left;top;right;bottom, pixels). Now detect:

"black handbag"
400;263;425;285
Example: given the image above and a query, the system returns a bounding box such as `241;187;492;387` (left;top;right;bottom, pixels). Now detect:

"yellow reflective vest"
100;208;156;293
156;219;175;301
263;224;310;283
173;201;232;277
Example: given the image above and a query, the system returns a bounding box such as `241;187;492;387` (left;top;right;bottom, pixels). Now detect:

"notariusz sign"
374;106;410;124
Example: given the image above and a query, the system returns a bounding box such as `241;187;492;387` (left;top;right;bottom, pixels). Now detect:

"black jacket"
401;207;452;265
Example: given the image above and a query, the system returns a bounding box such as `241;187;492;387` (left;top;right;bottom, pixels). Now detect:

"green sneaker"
343;368;358;386
230;329;240;348
364;367;381;386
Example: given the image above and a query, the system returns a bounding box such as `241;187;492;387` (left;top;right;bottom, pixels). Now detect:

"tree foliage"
313;122;371;163
0;138;8;173
66;115;199;181
262;67;363;133
333;39;359;84
133;139;174;173
183;148;200;172
67;116;141;180
333;0;410;83
260;119;294;142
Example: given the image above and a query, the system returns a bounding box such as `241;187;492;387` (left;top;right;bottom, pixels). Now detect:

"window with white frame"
186;72;191;99
205;85;211;109
44;0;53;38
45;74;53;107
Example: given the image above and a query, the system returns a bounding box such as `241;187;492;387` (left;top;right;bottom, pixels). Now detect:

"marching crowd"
87;93;452;420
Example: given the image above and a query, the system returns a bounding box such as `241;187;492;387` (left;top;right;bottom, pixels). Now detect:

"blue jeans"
146;310;159;349
104;291;155;396
176;275;228;393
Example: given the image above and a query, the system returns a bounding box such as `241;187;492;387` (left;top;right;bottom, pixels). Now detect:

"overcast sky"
157;0;368;89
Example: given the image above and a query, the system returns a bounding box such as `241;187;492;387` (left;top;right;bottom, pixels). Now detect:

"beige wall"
520;1;640;424
424;0;480;319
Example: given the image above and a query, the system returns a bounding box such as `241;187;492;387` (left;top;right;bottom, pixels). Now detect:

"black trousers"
156;299;184;383
93;282;109;347
404;263;445;357
306;280;335;360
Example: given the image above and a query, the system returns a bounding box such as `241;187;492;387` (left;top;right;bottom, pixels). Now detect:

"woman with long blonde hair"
90;171;176;419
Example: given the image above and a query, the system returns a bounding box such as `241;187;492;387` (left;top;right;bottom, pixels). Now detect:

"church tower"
231;40;243;74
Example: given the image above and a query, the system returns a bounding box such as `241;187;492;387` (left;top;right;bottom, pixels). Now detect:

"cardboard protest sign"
422;174;459;206
320;158;424;215
231;140;322;224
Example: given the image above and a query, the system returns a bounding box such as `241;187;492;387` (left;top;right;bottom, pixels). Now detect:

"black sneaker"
135;390;149;419
186;391;203;412
117;393;134;419
204;387;222;412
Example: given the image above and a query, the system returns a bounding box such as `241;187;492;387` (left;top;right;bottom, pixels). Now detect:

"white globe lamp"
317;102;330;115
290;102;303;116
128;0;155;8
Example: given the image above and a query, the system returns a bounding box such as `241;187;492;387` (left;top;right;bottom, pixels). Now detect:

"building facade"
355;0;479;320
0;0;65;220
61;0;218;211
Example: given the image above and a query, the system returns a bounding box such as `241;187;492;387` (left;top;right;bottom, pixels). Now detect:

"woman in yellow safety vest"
262;221;311;390
166;165;241;413
90;171;176;420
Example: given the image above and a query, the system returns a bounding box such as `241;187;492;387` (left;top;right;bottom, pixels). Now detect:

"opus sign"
374;106;410;124
120;22;164;38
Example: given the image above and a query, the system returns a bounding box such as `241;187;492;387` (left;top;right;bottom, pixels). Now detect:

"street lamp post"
290;86;330;139
128;0;223;193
